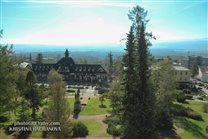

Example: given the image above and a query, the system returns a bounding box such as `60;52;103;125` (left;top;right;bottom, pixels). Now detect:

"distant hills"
12;38;207;58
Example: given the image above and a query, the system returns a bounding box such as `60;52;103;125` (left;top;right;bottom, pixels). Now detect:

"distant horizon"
3;37;208;46
10;38;208;59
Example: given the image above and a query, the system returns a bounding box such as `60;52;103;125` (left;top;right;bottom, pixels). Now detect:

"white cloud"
3;0;136;8
4;18;129;45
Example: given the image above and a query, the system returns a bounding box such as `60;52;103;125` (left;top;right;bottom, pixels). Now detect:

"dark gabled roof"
32;63;56;73
31;63;106;74
30;49;106;74
57;57;75;66
75;64;106;74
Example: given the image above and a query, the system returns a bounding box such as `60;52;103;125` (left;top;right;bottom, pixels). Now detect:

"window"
185;72;188;75
180;71;182;75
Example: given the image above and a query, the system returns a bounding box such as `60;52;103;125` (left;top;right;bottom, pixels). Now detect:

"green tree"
151;59;176;129
24;71;42;119
17;99;32;139
29;53;32;61
36;53;43;64
108;52;113;81
25;70;36;87
16;69;28;96
107;123;123;139
73;89;81;119
109;79;124;116
0;45;18;114
191;58;199;77
99;94;106;107
122;6;156;139
122;25;139;139
18;99;31;122
45;69;72;139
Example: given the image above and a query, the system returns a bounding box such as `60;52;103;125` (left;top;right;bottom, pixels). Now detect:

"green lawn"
68;97;75;111
0;135;13;139
80;120;102;135
80;98;111;115
174;101;208;139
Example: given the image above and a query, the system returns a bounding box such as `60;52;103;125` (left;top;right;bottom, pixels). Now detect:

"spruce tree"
25;71;42;119
123;6;156;139
0;45;18;114
108;52;113;82
191;58;199;77
46;69;72;139
122;26;138;139
36;53;43;64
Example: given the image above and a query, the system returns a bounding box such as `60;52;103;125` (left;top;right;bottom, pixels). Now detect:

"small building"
174;66;190;83
197;66;208;82
19;62;32;69
23;49;107;85
180;56;208;69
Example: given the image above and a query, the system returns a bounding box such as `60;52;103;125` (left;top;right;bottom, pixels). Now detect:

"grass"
0;135;13;139
80;98;111;115
68;98;75;111
80;120;102;135
174;101;208;139
30;130;42;138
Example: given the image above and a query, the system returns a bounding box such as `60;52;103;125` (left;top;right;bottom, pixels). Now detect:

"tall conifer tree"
108;52;113;82
122;6;156;139
122;26;138;138
46;69;72;138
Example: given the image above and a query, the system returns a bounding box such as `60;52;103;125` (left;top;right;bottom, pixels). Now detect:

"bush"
67;89;75;93
85;86;89;89
176;91;187;103
185;94;193;100
72;121;89;138
203;103;208;113
103;115;120;124
172;104;203;121
206;126;208;133
107;123;123;138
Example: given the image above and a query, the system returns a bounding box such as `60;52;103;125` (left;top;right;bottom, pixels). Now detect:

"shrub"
103;115;120;124
176;91;187;103
206;126;208;133
172;104;203;121
185;94;193;100
72;121;89;138
203;103;208;113
107;123;123;138
187;110;203;121
67;89;75;93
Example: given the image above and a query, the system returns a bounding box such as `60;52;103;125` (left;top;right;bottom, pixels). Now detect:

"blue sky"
1;0;207;45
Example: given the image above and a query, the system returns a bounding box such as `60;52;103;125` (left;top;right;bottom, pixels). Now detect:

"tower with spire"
65;49;69;58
